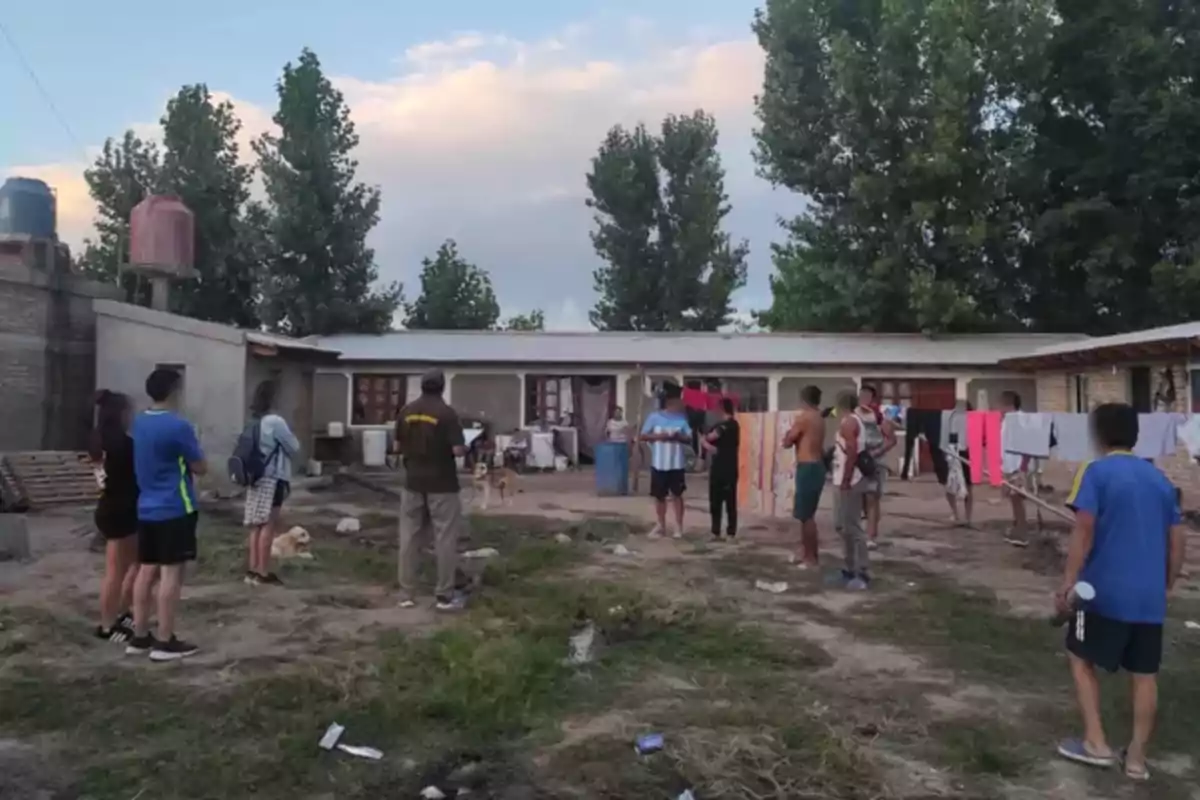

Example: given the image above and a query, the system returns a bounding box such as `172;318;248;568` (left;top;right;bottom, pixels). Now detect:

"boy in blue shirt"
126;368;208;662
1056;403;1187;781
640;384;692;538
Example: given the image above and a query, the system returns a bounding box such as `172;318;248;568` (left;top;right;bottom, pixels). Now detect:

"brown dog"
472;461;519;509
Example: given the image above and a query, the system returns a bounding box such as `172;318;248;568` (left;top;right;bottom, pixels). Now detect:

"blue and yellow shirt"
132;410;204;521
1066;452;1179;624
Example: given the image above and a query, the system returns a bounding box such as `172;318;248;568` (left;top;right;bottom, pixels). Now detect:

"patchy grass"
845;562;1200;797
0;513;840;799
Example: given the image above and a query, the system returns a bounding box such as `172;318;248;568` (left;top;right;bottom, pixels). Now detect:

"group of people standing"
783;384;897;589
90;369;299;661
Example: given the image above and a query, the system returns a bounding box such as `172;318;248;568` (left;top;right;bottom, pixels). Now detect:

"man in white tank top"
832;391;871;589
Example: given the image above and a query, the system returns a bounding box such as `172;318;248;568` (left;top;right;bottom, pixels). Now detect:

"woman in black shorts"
90;390;139;642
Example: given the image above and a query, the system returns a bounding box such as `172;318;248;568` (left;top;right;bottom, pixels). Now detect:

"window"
527;375;572;425
1130;367;1152;413
1070;374;1089;413
862;378;913;408
352;374;405;425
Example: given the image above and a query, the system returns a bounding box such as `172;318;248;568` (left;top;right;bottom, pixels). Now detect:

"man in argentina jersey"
640;383;692;539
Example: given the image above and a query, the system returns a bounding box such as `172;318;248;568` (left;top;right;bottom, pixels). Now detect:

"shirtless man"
783;385;826;567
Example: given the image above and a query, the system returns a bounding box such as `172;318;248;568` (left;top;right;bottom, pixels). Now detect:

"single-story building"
312;330;1085;464
94;300;341;475
1000;321;1200;492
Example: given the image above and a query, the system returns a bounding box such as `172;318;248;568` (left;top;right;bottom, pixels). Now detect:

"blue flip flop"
1056;738;1117;768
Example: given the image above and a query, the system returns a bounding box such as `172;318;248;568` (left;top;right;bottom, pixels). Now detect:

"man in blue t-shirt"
1055;403;1187;781
126;368;208;663
640;384;692;539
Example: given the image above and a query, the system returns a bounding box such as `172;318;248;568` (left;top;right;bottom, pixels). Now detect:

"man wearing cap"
393;370;468;611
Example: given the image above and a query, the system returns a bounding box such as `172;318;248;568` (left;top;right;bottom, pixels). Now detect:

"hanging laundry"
1001;412;1053;458
900;409;942;481
1177;416;1200;462
682;387;708;411
966;410;1003;486
1133;413;1182;460
1049;413;1095;463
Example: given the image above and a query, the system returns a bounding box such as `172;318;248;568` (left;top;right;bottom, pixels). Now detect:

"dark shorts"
272;480;291;508
650;469;686;500
95;507;138;541
1066;610;1163;675
793;461;826;522
138;513;199;566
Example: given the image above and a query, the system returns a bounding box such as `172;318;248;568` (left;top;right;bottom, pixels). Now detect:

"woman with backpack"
89;390;139;642
242;380;301;585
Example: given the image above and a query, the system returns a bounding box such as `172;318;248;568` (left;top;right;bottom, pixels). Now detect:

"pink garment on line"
966;411;1003;486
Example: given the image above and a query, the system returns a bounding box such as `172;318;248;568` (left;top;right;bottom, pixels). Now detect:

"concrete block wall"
0;258;122;452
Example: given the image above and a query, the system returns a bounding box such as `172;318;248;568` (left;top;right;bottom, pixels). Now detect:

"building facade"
310;330;1083;462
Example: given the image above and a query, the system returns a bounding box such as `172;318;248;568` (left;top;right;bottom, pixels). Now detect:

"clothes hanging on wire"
1177;415;1200;462
1001;412;1053;458
1133;413;1182;459
900;409;946;482
967;410;1003;486
1048;413;1095;463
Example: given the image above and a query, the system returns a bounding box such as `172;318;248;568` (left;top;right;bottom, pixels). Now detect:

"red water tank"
129;195;194;274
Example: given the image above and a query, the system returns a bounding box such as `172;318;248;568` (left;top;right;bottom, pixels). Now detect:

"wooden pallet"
2;451;100;509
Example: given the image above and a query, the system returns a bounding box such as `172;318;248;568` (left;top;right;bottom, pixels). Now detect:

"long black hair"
250;379;278;418
89;390;131;462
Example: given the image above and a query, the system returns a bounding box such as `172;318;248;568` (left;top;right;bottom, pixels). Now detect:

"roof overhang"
999;337;1200;370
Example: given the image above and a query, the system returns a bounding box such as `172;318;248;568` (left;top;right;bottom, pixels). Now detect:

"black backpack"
228;420;278;487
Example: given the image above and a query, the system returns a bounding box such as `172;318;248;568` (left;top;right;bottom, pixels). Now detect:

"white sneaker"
648;524;664;540
671;528;684;540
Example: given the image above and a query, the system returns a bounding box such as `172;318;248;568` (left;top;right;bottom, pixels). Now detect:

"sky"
1;0;805;329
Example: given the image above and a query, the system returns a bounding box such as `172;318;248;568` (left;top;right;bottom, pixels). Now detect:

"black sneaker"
125;633;158;656
149;636;199;662
259;572;284;586
244;571;263;586
96;621;134;644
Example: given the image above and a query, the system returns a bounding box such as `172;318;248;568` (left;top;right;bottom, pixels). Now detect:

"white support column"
405;374;421;403
615;371;631;415
516;371;527;427
443;371;455;406
954;376;969;402
343;370;354;423
768;374;782;412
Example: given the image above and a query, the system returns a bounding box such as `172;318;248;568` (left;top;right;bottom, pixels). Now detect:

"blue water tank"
594;442;630;496
0;177;57;239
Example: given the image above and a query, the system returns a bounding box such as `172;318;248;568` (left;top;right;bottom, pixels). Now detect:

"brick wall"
1034;362;1200;508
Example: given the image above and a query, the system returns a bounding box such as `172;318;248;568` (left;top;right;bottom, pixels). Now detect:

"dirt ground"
1;468;1198;799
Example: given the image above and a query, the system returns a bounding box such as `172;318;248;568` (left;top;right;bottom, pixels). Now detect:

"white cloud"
4;21;804;328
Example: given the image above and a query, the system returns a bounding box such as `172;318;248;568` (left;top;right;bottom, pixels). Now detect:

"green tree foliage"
254;48;402;336
406;240;501;330
587;111;749;331
158;85;262;327
1018;0;1200;333
754;0;1048;332
77;132;162;301
503;309;546;331
755;0;1200;335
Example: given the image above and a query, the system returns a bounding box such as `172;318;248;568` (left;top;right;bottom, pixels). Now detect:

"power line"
0;16;89;160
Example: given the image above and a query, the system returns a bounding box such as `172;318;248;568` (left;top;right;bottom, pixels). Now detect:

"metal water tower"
125;195;195;310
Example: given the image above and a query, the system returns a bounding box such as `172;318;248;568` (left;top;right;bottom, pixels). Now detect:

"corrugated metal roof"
246;331;340;355
316;330;1087;366
1012;321;1200;359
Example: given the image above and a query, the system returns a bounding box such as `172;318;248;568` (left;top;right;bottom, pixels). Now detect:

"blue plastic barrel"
594;441;630;496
